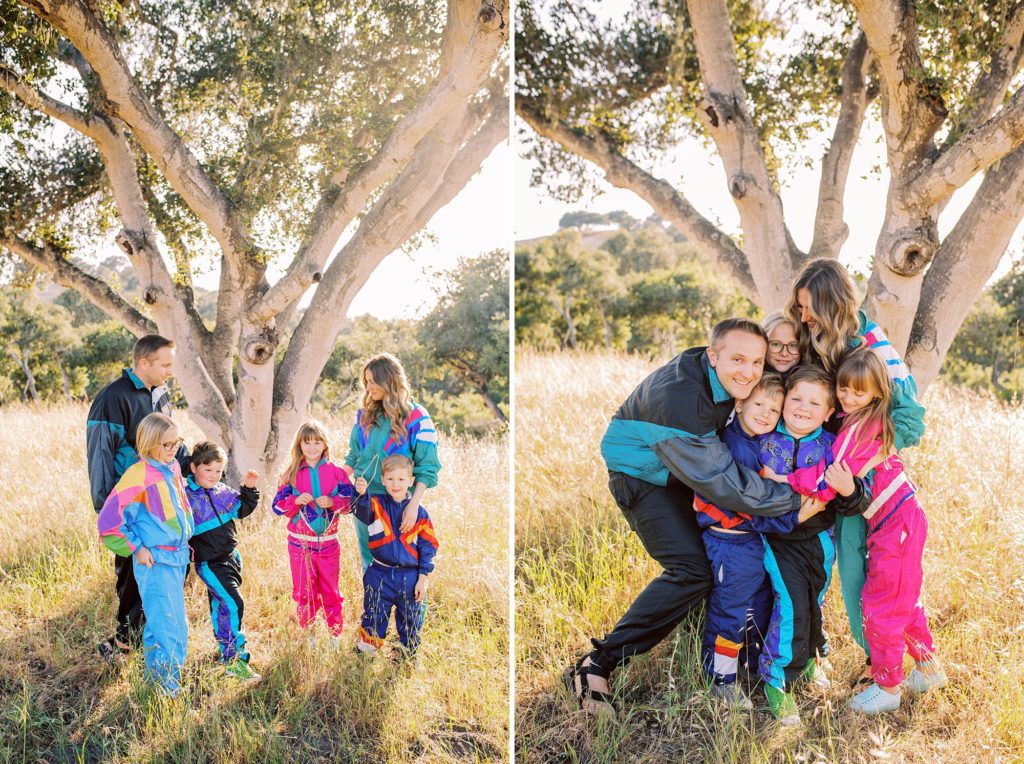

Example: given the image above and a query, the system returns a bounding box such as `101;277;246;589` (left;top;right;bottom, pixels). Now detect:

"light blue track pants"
133;559;188;696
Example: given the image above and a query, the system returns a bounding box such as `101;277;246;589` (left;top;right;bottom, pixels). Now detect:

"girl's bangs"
837;359;873;391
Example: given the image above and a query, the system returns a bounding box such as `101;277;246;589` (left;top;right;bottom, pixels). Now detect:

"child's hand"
761;466;788;484
354;476;368;495
824;462;855;496
414;574;428;603
797;496;825;523
135;547;155;568
242;470;259;489
295;492;313;506
314;495;333;509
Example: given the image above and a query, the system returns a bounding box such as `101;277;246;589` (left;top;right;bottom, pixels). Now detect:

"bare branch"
251;0;509;322
910;83;1024;205
810;33;874;260
0;233;156;336
518;100;755;299
0;64;101;139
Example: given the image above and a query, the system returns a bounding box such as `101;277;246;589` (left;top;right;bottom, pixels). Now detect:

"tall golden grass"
515;351;1024;763
0;403;508;763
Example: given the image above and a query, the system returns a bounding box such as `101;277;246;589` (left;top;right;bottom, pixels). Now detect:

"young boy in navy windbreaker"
185;441;261;681
353;454;439;655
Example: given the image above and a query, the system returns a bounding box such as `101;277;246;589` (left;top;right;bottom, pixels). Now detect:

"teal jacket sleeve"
408;405;441;489
889;376;926;451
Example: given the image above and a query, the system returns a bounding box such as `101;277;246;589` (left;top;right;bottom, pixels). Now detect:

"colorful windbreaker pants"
702;530;773;686
357;563;424;653
760;530;835;691
195;551;248;662
288;541;344;636
863;498;935;687
134;559;188;697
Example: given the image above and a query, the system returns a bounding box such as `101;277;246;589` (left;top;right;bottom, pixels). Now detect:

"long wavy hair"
785;259;862;373
836;349;895;457
361;353;412;442
280;420;332;487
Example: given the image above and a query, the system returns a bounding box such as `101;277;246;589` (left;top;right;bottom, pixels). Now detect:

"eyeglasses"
161;438;184;452
768;341;800;355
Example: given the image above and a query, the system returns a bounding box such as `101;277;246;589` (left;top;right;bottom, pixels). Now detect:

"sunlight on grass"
515;351;1024;763
0;403;508;763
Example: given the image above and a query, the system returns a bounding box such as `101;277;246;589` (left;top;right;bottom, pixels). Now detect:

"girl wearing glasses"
784;258;926;688
97;412;194;697
762;311;802;378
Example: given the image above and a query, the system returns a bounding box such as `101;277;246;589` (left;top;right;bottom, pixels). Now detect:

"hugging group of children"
95;415;439;698
699;343;947;725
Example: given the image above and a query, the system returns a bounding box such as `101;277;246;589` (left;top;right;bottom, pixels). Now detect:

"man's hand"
242;469;259;489
762;466;789;484
355;477;368;495
135;547;155;568
400;502;418;534
824;461;856;496
314;495;333;509
797;496;825;523
414;574;428;603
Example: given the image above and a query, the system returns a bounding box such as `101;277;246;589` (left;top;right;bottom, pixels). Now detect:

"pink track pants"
288;541;344;636
862;497;936;688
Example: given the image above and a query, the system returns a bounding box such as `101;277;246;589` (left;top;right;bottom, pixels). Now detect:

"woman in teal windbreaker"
344;353;441;570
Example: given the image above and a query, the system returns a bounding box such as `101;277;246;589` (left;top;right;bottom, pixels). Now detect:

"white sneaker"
848;683;901;714
710;683;753;710
904;661;948;693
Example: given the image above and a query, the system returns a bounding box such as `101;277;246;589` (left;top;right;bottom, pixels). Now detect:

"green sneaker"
764;684;800;726
801;658;831;689
224;658;262;682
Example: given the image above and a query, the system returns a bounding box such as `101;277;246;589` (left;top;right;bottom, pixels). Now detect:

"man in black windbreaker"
86;334;191;662
566;317;827;715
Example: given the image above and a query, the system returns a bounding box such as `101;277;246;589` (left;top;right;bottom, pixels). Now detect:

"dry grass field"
0;403;508;763
515;351;1024;763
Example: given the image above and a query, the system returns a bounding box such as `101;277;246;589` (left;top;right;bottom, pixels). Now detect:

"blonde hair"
762;310;798;339
752;371;785;402
280;420;332;486
785;364;835;409
381;454;414;477
361;353;412;442
136;412;177;462
836;349;895;456
785;259;862;373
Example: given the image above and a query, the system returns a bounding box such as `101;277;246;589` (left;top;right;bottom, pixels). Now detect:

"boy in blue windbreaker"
352;454;438;655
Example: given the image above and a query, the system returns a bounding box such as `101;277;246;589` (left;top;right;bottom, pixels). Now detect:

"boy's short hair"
381;454;414;477
786;364;835;408
191;440;227;467
709;317;768;350
752;371;785;401
133;334;176;364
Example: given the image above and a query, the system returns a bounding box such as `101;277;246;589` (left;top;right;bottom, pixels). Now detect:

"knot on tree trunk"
729;172;754;199
702;91;738;129
885;225;938;276
479;1;505;31
115;229;146;257
142;286;161;305
242;328;278;365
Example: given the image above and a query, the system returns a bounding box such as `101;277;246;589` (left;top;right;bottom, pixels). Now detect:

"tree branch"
251;0;508;323
810;33;874;260
910;82;1024;205
0;232;156;336
0;64;101;140
518;99;756;299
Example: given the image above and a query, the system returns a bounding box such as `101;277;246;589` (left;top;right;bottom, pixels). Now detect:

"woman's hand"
400;502;418;534
135;547;155;568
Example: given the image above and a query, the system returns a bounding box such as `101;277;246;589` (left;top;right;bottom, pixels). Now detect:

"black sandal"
564;656;615;716
97;637;130;664
852;659;873;688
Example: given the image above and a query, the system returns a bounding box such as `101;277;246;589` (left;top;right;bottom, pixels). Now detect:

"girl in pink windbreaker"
779;349;946;715
273;421;354;638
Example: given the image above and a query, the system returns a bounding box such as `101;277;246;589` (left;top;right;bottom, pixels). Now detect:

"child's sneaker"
802;658;831;689
764;684;800;726
710;682;753;710
848;682;900;714
224;658;262;682
904;660;947;693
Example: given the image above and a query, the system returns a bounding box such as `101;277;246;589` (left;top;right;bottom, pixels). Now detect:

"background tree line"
0;249;509;434
516;211;1024;400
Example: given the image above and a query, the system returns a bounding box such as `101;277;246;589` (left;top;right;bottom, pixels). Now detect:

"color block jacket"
346;401;441;495
600;347;799;517
352;491;438;575
97;458;194;566
272;459;354;550
186;478;260;563
86;368;190;513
